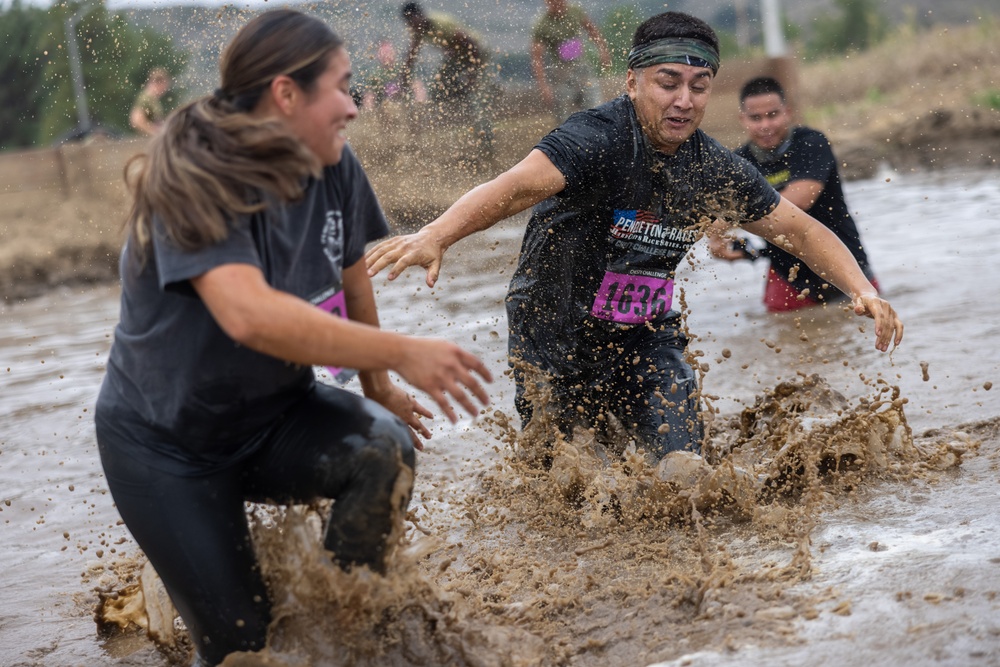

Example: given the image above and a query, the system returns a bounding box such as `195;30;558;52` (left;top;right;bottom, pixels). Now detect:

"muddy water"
1;168;998;666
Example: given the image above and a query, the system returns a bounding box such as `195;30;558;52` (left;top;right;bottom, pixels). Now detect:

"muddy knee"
368;408;416;473
323;406;414;572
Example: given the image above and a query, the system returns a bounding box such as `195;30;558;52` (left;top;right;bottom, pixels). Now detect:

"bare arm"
342;261;434;445
581;16;612;70
366;148;566;286
530;41;553;109
780;178;824;212
743;197;903;350
130;105;156;136
191;261;491;421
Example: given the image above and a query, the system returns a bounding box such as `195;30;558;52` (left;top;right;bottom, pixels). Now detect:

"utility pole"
760;0;798;117
64;4;93;135
733;0;750;50
761;0;787;57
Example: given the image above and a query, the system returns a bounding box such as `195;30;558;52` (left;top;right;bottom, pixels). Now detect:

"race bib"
591;271;673;324
315;290;357;384
558;38;583;61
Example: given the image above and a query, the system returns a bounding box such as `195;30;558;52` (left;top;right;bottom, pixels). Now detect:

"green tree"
806;0;889;58
0;0;49;150
0;0;188;149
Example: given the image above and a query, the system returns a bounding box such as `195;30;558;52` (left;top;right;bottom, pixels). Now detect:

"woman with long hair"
95;9;491;664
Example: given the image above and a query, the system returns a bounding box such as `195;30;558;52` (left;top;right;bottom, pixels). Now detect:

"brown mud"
8;19;1000;666
93;372;978;666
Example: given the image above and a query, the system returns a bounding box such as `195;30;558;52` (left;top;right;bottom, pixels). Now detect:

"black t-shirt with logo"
507;95;780;378
98;145;389;473
735;126;873;301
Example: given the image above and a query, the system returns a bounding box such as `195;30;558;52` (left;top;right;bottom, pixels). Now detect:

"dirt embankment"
795;20;1000;179
1;22;997;303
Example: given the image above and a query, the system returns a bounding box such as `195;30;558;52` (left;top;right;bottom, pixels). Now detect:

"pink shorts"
763;268;880;313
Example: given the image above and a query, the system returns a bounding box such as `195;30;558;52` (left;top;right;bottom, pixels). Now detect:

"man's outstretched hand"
853;292;904;352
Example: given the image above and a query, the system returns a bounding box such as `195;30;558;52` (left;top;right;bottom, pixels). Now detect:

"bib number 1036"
590;271;673;324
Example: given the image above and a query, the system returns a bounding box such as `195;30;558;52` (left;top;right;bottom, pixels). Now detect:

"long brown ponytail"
124;9;345;253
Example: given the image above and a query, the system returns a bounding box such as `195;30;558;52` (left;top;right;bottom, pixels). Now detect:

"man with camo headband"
367;11;903;461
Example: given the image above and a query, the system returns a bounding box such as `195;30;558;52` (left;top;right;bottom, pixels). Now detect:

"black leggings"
96;383;415;666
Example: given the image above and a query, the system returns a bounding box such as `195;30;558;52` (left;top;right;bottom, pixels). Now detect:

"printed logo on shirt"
610;209;698;253
765;169;791;189
321;209;344;276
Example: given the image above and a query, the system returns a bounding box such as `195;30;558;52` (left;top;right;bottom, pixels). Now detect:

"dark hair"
125;9;344;254
632;11;720;55
740;76;786;104
401;2;423;19
218;9;343;112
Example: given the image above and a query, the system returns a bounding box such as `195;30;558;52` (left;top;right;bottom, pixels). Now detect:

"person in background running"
95;10;491;666
360;40;426;111
399;2;493;152
710;76;880;312
366;12;902;463
531;0;612;120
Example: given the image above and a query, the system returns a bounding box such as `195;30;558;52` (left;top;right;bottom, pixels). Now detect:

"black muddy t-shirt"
735;126;873;301
97;146;389;474
507;95;780;378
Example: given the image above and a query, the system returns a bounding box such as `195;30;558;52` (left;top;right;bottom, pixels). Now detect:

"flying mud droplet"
920;361;930;381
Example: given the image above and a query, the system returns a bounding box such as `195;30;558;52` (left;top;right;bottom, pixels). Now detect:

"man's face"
739;92;792;150
626;62;713;155
151;78;171;98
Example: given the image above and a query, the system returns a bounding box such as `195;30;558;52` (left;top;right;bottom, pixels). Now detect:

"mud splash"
93;372;977;667
438;372;974;665
96;505;548;667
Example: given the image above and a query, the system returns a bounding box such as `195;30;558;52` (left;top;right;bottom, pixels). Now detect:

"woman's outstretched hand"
396;337;493;424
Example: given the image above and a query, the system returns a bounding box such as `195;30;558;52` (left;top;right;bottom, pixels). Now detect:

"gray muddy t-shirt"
507;95;780;378
98;145;389;473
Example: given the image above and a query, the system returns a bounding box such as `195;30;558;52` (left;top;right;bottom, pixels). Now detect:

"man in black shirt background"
712;76;880;311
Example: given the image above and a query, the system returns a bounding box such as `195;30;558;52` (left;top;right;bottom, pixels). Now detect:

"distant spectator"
361;40;426;111
130;68;171;136
531;0;611;120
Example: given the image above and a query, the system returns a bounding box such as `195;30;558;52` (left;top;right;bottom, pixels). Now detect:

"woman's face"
287;48;358;166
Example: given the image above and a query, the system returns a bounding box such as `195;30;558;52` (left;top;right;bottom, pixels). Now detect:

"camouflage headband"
627;37;720;75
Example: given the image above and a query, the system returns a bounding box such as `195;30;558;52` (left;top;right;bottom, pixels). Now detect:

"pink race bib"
316;291;354;382
591;271;673;324
558;38;584;61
